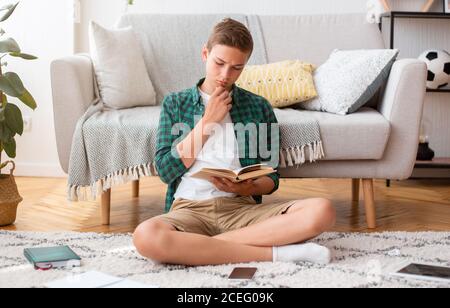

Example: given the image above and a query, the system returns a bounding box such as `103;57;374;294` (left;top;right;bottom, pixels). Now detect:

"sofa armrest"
377;58;427;179
50;54;96;174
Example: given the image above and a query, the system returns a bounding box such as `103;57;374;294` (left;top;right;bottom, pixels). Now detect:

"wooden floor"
1;177;450;233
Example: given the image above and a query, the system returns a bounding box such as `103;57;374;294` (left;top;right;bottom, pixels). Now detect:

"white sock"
273;243;331;264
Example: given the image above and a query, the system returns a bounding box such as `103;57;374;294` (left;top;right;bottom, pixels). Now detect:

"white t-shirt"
173;88;242;201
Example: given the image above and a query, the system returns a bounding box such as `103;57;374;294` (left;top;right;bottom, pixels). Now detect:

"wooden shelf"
427;87;450;93
381;11;450;19
379;11;450;177
379;11;450;52
415;158;450;169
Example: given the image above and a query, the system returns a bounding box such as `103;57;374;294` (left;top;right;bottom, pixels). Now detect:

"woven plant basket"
0;161;23;226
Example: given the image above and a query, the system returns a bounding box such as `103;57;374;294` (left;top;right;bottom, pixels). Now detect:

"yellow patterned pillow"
236;60;318;108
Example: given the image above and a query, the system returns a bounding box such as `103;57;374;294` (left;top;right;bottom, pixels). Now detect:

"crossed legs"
133;198;335;266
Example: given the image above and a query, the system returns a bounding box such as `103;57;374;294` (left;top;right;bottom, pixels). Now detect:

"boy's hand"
210;177;254;196
203;87;232;124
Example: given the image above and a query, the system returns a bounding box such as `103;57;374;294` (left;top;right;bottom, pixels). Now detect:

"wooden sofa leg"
362;179;377;229
132;180;140;198
352;179;360;203
101;188;111;225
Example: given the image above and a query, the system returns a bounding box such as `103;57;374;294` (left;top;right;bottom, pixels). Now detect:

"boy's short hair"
206;18;254;58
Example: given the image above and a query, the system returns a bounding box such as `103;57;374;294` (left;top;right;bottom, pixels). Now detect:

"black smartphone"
228;267;257;280
398;263;450;279
392;263;450;283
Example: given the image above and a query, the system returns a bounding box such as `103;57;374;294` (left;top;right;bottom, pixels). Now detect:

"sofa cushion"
89;22;157;109
296;49;399;115
282;107;391;161
94;106;389;164
236;60;318;108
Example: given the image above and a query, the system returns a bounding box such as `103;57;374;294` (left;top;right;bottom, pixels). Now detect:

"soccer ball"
418;50;450;90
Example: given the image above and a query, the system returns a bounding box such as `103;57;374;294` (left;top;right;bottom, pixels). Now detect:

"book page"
45;271;159;288
191;164;275;183
201;168;238;176
235;164;270;176
105;279;159;288
45;271;122;288
237;169;277;181
197;164;271;176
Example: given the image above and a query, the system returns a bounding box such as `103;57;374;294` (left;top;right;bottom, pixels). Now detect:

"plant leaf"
0;2;19;23
19;89;36;110
0;122;4;139
3;137;15;158
9;52;37;60
0;73;37;110
0;94;6;122
0;37;20;53
0;121;13;142
4;103;23;135
0;72;25;97
0;121;4;137
1;93;6;106
0;161;8;170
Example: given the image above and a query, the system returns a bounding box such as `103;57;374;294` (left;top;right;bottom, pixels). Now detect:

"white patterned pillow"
297;49;399;115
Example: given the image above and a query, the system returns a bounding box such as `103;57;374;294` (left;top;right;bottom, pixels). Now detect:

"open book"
191;164;276;183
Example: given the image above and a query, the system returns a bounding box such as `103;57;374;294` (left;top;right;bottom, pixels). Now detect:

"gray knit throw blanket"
67;102;324;201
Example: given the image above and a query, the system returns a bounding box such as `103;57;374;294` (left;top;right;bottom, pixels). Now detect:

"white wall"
2;0;74;177
77;0;446;53
76;0;368;53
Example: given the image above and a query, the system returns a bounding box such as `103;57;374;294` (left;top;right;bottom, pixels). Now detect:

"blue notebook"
24;246;81;270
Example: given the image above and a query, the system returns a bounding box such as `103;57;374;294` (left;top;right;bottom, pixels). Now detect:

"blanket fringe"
68;142;325;202
67;162;158;202
279;141;325;169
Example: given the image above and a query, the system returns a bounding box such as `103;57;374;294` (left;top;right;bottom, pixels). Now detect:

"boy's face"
201;44;249;92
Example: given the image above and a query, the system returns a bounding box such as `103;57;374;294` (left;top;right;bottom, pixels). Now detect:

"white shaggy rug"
0;231;449;288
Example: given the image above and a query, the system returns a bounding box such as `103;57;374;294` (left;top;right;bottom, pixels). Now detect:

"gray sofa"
51;13;427;229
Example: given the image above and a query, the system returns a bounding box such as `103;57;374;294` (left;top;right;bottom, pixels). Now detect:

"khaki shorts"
157;196;297;236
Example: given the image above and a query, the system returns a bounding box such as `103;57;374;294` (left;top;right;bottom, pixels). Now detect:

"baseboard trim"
8;162;67;178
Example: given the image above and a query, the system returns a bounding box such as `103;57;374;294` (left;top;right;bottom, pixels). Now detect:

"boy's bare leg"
133;219;272;266
214;198;336;247
134;198;334;266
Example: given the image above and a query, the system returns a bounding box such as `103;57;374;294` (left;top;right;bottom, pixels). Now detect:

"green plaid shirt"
155;78;280;212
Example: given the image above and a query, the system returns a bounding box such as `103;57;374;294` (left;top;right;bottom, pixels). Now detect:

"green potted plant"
0;1;37;226
123;0;134;12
